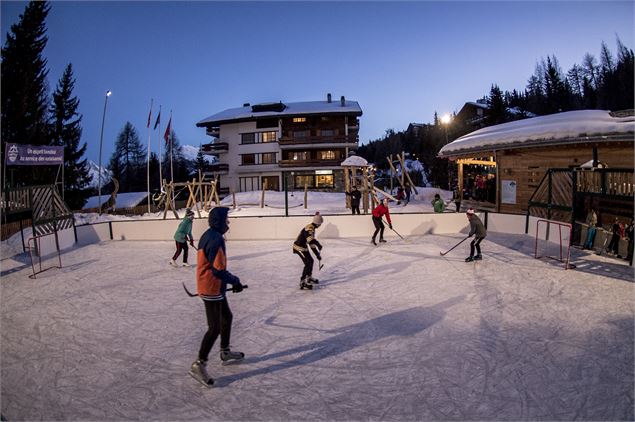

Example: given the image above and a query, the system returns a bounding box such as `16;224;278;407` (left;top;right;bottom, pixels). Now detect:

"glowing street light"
98;90;112;215
441;113;452;190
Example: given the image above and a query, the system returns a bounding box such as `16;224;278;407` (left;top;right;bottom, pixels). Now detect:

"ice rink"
1;232;633;420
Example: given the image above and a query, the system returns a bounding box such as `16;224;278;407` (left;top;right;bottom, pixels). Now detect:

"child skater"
170;209;195;267
293;212;324;290
465;208;487;262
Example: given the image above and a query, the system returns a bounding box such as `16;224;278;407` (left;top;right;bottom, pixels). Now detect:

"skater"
395;186;405;205
170;209;195;267
465;208;486;262
405;182;412;204
345;185;362;215
189;207;244;387
582;207;598;250
625;219;634;265
431;193;445;213
293;212;324;290
606;217;624;257
371;198;392;246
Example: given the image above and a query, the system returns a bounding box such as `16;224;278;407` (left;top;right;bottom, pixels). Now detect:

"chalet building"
438;109;634;227
196;95;362;195
455;100;490;130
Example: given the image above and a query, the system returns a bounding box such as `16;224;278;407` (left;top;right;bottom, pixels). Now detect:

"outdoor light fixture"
98;90;112;215
441;113;451;125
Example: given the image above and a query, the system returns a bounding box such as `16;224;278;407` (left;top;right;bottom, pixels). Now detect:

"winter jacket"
372;203;392;225
174;218;193;243
196;207;240;301
468;214;487;239
346;189;362;206
432;198;445;213
585;210;597;228
293;223;322;259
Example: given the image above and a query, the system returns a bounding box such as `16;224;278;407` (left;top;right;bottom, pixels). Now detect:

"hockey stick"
440;236;470;256
182;283;248;297
389;226;405;240
319;260;324;270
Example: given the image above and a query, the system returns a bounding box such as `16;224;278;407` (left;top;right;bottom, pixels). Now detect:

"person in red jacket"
371;198;392;245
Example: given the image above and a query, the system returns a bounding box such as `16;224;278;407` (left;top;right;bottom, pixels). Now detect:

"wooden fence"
1;219;32;241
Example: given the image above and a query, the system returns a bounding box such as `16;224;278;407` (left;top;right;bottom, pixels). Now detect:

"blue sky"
2;1;633;164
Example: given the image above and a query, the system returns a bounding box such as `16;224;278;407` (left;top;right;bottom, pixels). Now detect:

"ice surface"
1;231;633;420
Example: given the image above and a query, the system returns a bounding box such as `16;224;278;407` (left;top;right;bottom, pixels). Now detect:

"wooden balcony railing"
278;159;342;168
201;142;228;154
278;135;358;146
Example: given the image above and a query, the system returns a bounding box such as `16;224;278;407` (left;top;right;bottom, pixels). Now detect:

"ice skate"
473;254;482;261
220;348;244;365
379;238;387;243
189;360;214;387
182;262;191;267
308;276;319;284
300;277;313;290
465;256;474;262
169;259;178;267
371;238;377;246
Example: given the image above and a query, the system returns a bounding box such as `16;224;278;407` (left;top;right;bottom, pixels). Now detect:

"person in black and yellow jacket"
189;207;244;388
293;212;324;290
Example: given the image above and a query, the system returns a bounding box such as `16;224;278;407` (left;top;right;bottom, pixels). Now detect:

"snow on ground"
1;230;633;420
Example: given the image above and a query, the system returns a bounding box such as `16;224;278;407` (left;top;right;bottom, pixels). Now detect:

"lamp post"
441;113;452;190
98;90;112;215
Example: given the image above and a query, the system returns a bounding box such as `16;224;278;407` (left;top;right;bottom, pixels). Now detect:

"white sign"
501;180;517;204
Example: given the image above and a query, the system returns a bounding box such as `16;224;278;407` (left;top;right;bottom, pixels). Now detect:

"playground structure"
156;171;221;219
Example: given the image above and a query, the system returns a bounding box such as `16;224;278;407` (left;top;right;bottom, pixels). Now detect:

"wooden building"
438;109;634;217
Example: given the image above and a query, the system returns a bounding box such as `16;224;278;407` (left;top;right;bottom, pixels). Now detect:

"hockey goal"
534;219;575;270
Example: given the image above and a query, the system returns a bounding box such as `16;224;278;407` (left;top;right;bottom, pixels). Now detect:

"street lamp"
98;90;112;215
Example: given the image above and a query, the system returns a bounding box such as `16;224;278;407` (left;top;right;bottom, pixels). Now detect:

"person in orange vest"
371;198;392;245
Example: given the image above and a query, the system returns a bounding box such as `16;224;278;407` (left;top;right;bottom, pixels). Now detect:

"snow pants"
198;298;233;362
294;249;314;280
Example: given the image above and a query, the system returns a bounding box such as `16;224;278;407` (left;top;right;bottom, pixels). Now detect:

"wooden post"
344;167;351;209
260;180;267;208
362;167;370;214
304;183;308;209
232;189;236;209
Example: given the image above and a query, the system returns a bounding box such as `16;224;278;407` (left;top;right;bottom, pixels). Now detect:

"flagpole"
146;98;153;213
169;110;174;205
157;105;163;192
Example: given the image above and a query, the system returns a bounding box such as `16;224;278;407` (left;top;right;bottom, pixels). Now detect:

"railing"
577;169;633;196
201;142;228;154
204;163;229;173
206;127;220;137
278;135;358;146
278;159;342;167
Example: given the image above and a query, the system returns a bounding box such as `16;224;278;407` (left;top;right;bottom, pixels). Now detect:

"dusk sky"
2;1;633;164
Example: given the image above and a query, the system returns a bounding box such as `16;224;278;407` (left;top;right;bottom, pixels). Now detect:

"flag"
146;107;152;128
164;116;172;145
153;110;161;130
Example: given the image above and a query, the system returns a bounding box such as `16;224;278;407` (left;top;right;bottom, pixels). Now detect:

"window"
293;117;306;123
316;174;334;188
261;152;276;164
239;176;259;192
261;176;279;191
320;129;334;137
320;150;336;160
241;133;255;144
295;175;314;188
241;154;256;165
291;151;307;161
261;131;277;143
293;130;308;138
321;116;330;122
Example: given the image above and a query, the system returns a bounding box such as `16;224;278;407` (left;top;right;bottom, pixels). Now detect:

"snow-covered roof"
196;100;363;127
439;110;634;157
340;155;369;167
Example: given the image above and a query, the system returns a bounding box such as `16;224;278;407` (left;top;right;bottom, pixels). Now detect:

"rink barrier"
71;212;543;244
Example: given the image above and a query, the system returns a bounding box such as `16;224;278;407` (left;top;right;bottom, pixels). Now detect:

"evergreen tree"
486;84;507;125
162;130;190;183
50;63;91;210
543;56;571;113
1;1;52;187
194;145;208;174
148;152;161;192
108;122;145;192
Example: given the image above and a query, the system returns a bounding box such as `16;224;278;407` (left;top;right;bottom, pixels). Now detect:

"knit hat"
313;212;323;226
466;208;475;215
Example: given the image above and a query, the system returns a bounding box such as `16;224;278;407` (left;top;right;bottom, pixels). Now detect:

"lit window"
316;175;334;188
261;131;277;143
261;152;276;164
291;152;307;161
293;117;306;123
320;150;335;160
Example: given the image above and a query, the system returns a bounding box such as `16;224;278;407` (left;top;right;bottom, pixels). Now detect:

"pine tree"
108;122;145;192
486;84;507;125
162;130;190;183
50;63;91;210
194;145;208;174
1;1;52;187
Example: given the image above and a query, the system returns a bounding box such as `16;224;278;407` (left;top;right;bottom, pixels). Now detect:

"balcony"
201;142;228;154
278;134;358;147
206;127;220;137
203;163;229;174
278;159;342;168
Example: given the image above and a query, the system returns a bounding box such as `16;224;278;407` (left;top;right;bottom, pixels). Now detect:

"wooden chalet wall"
495;142;634;214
